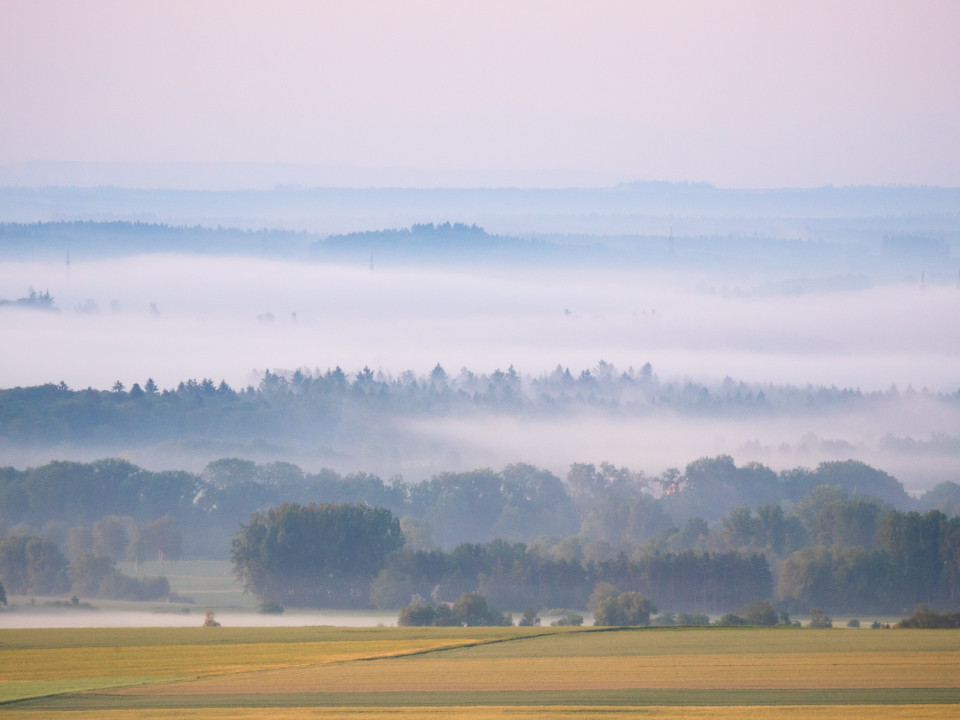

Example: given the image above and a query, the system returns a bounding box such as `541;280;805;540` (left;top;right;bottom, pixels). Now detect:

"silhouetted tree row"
370;539;771;614
398;592;512;627
2;365;955;449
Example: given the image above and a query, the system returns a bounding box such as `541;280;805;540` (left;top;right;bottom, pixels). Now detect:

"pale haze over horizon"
1;0;959;189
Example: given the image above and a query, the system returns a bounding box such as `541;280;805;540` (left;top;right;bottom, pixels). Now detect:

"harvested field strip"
134;651;960;694
432;627;960;658
0;638;481;682
4;710;960;720
0;678;177;704
10;689;960;710
0;626;527;651
4;626;958;718
2;707;960;720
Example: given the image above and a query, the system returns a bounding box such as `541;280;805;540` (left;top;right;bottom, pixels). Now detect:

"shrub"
716;613;748;626
593;591;657;627
398;603;439;627
551;612;583;626
452;592;512;626
398;592;511;627
676;612;711;626
741;600;778;626
97;572;169;601
898;605;960;629
518;606;540;626
809;608;833;628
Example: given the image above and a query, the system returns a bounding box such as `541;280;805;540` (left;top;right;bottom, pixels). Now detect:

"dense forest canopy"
2;452;960;614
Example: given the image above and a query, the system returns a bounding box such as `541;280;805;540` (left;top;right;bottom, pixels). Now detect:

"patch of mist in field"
1;255;958;392
0;609;399;628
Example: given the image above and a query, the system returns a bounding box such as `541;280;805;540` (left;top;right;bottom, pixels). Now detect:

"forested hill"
311;221;554;264
0;218;955;279
0;220;568;265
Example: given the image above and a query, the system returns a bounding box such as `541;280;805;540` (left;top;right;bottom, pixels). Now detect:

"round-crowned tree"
231;503;403;608
594;591;657;626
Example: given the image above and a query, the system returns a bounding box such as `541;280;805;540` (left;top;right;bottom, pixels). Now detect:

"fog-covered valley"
1;186;958;493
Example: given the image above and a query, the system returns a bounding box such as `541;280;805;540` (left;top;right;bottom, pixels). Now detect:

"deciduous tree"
231;503;403;607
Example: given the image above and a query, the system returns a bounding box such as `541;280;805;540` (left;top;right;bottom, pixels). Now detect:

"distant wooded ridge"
0;220;954;279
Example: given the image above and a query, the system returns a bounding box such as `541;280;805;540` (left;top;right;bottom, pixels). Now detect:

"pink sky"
1;0;958;187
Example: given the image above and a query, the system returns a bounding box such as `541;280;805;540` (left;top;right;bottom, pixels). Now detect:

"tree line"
231;496;960;617
2;365;955;452
365;538;772;614
3;454;960;614
3;454;953;555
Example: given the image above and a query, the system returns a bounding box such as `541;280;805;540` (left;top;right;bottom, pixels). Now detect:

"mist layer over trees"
0;362;957;493
1;183;958;619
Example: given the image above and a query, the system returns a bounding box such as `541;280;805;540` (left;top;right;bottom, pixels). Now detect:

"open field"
1;626;958;718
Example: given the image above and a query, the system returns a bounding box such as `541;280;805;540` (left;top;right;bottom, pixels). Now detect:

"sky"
1;0;958;188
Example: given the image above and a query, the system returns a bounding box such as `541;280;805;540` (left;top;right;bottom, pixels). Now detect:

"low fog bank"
2;254;956;491
403;402;960;495
1;255;958;392
0;609;396;629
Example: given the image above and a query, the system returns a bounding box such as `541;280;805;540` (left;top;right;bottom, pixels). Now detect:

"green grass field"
2;625;958;719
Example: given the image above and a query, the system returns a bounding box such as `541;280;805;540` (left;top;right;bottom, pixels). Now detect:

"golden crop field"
1;625;958;719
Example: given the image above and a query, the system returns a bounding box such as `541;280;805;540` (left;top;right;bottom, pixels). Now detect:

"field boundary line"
350;626;624;662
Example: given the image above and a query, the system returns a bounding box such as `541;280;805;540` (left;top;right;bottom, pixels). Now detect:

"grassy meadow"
1;624;958;719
